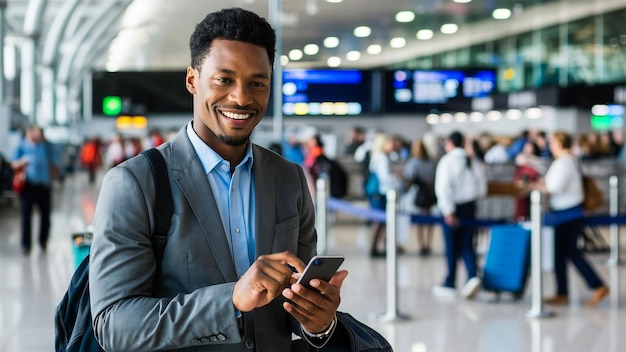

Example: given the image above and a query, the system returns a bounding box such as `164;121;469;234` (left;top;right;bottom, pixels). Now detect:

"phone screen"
296;255;344;291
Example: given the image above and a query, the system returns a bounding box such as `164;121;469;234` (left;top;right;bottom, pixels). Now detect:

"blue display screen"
462;70;496;98
283;69;363;84
281;69;372;116
386;69;496;112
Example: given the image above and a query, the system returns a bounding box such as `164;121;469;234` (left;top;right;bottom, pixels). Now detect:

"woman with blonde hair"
533;131;609;307
403;139;437;256
366;133;396;257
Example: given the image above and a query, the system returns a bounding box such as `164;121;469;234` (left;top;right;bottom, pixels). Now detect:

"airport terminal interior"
2;0;626;351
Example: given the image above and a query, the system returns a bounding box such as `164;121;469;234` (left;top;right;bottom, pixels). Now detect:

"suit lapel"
252;146;276;257
169;129;238;282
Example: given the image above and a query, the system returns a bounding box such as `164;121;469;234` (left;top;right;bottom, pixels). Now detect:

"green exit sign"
103;96;122;116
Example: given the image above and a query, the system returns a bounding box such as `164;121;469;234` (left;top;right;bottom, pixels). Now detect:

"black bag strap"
141;148;173;261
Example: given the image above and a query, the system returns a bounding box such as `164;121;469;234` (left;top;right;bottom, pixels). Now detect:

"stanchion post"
315;177;329;255
525;190;555;318
380;189;410;322
607;175;623;266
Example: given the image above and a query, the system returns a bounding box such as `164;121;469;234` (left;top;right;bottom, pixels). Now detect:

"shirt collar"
186;121;254;174
449;148;466;157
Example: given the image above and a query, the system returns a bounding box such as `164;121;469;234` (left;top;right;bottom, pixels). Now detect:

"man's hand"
282;269;349;334
233;251;306;312
12;158;28;170
444;213;459;227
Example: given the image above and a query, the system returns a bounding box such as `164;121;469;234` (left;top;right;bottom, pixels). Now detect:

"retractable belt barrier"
322;190;622;321
328;196;626;227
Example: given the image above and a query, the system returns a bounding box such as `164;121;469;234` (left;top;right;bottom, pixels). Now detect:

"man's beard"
215;132;250;147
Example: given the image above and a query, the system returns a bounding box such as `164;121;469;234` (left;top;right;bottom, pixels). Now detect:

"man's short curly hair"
189;7;276;69
449;131;465;148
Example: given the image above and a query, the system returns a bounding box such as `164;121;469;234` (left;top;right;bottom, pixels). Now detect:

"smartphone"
296;255;345;292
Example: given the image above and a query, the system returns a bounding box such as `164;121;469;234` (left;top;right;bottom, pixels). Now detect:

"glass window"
540;25;561;86
602;9;626;83
469;42;494;67
495;37;523;92
387;9;626;90
567;16;596;84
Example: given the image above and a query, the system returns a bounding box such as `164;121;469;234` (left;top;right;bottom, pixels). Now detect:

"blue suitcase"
482;224;531;300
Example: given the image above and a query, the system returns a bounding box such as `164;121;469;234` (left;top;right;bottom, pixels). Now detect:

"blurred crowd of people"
336;126;611;306
1;122;613;307
268;125;626;262
0;126;177;256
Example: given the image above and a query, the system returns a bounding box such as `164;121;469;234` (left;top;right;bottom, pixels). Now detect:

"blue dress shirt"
186;122;256;277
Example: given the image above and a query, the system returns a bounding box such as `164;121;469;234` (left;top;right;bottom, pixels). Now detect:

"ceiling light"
367;44;382;55
453;0;472;3
323;36;339;48
506;109;523;120
455;112;468;122
440;23;458;34
416;29;434;40
395;11;415;23
326;0;343;3
440;113;453;123
346;50;361;61
327;56;341;67
280;55;289;66
106;62;120;72
354;26;371;38
426;114;439;124
288;49;303;60
492;8;512;20
470;112;484;122
526;107;543;119
303;44;319;55
486;110;502;121
389;37;406;48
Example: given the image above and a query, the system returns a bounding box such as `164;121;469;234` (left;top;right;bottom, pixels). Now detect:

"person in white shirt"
533;131;609;307
433;131;487;299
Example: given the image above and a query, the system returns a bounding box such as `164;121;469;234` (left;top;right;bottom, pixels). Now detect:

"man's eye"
250;82;266;88
215;77;232;84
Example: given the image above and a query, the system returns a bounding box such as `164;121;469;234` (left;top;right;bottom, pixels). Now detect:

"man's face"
186;39;272;149
27;127;42;142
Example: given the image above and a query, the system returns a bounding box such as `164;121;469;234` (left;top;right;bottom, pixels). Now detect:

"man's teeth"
222;111;250;120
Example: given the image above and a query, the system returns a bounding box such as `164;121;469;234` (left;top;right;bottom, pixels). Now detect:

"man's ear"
186;67;197;94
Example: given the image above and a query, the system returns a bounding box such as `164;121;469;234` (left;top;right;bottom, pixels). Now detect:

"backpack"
413;176;437;208
313;154;349;198
364;171;379;197
54;148;173;352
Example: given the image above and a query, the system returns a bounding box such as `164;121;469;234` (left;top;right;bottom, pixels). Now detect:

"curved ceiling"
4;0;626;72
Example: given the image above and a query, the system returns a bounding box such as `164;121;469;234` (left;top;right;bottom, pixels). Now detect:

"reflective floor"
0;170;624;352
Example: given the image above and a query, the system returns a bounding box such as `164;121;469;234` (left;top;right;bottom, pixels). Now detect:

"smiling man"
89;7;348;351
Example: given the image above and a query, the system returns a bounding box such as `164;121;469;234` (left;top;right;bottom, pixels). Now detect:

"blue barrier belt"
327;197;626;228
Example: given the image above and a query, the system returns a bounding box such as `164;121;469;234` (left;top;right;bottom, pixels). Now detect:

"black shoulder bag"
54;148;173;352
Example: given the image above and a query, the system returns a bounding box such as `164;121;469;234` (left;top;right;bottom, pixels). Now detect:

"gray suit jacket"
89;127;317;351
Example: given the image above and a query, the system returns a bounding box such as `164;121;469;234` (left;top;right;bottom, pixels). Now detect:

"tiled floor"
0;171;623;352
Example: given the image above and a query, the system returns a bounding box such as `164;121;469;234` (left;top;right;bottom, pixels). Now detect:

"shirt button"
244;338;255;349
235;228;240;233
